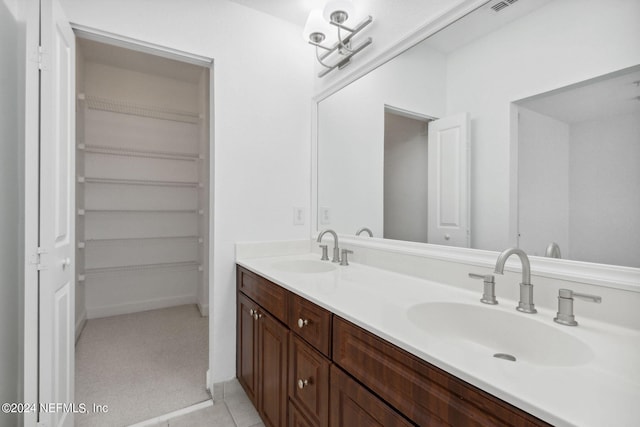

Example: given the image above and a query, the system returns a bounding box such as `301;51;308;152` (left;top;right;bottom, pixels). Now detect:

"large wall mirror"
316;0;640;268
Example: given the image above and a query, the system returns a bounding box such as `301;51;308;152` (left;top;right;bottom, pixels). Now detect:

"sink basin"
407;302;593;367
271;259;337;274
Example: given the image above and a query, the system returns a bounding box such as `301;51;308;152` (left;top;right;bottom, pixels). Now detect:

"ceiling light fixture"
303;0;373;78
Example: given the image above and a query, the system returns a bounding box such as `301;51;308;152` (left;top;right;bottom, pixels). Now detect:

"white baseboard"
75;310;87;342
197;302;209;317
86;295;197;319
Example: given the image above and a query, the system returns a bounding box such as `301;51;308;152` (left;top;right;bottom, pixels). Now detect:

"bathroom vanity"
236;265;548;426
236;244;640;427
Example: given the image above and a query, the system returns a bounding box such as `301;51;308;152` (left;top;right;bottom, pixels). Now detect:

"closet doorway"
383;106;432;243
73;30;212;426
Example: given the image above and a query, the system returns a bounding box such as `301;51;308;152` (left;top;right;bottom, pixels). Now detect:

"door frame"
22;1;43;426
23;21;216;427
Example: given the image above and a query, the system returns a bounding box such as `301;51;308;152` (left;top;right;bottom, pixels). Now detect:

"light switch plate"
320;207;331;224
293;207;305;225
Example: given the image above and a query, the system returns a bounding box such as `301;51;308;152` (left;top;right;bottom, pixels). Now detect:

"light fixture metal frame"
308;15;373;78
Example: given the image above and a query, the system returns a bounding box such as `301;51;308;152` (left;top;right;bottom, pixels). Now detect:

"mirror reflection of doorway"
383;106;433;243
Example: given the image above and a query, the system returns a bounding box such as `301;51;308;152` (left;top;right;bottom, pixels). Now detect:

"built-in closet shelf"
75;49;209;318
78;176;202;188
79;93;202;124
78;261;202;281
78;235;203;248
78;143;202;161
78;209;203;215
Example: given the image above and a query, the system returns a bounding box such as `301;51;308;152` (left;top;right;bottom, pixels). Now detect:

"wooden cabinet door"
330;365;413;427
237;293;259;406
258;311;288;427
289;335;330;427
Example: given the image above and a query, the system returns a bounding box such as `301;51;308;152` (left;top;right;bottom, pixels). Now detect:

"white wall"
318;41;446;236
60;0;313;382
517;107;570;257
569;112;640;267
445;0;640;251
0;0;21;425
384;113;429;242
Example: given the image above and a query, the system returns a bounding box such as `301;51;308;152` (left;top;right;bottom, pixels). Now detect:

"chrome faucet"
355;227;373;237
317;229;340;263
494;248;537;314
544;242;562;258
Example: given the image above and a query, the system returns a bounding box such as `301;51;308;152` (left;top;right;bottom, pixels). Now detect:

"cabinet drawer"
289;401;316;427
289;293;332;357
330;364;413;427
288;335;329;427
237;266;288;323
333;317;550;427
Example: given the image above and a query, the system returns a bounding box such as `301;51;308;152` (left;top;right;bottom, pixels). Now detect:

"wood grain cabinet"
237;265;550;427
237;275;288;427
288;293;332;358
288;335;330;427
333;316;550;427
329;364;413;427
237;292;259;405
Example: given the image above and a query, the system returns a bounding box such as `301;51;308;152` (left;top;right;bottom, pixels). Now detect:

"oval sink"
271;259;337;274
407;302;593;367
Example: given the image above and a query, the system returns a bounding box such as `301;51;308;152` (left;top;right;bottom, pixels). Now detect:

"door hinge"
30;247;48;270
37;46;46;70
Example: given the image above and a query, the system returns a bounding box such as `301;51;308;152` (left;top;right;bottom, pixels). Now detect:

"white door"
38;0;76;425
427;113;470;247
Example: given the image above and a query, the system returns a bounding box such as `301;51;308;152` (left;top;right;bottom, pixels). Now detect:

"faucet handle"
468;273;497;305
468;273;494;282
554;288;602;326
319;245;329;261
340;249;353;266
558;289;602;303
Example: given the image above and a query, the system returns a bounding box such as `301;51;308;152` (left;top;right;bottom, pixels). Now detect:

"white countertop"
237;252;640;427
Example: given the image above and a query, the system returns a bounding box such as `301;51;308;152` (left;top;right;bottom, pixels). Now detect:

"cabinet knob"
297;318;309;328
297;378;309;389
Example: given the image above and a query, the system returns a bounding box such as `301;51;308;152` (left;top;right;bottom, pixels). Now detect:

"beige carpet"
75;304;209;426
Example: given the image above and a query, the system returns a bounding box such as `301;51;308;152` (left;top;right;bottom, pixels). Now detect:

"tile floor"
144;379;264;427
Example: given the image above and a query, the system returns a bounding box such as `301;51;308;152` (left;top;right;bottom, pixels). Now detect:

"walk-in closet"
73;36;211;425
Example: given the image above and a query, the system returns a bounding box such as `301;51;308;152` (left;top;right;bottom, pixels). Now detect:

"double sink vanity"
235;238;640;427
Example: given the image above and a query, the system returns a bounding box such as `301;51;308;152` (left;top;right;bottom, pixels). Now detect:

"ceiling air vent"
491;0;519;13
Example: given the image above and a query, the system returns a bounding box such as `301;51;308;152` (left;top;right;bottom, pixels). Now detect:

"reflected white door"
38;0;76;426
427;113;470;247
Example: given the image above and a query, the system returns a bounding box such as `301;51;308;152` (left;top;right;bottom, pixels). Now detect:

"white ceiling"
226;0;450;29
228;0;555;53
518;67;640;124
228;0;325;27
